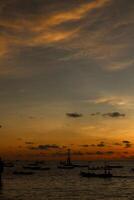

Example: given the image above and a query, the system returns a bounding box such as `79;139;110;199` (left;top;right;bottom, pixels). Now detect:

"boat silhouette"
13;171;34;175
80;164;113;178
57;149;75;169
23;166;50;171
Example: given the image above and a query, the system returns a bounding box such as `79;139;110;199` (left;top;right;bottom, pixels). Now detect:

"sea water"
1;160;134;200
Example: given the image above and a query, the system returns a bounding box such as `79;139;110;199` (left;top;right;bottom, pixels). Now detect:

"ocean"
1;160;134;200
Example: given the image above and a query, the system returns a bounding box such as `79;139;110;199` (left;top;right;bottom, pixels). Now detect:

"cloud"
61;0;134;71
90;111;126;118
0;0;112;77
103;112;125;118
87;95;134;109
122;140;132;148
29;144;61;150
0;0;110;56
90;96;127;106
0;0;133;79
95;151;114;155
66;112;83;118
97;141;106;147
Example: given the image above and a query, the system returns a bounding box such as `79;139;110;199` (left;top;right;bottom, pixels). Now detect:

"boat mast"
67;149;71;165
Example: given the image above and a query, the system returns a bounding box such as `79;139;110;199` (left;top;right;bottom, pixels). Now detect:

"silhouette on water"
0;158;4;181
58;149;76;169
80;164;113;178
0;157;4;193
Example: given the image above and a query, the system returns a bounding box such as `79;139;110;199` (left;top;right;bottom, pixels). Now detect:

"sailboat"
57;149;75;169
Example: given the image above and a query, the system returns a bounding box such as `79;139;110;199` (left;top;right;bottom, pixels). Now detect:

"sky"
0;0;134;160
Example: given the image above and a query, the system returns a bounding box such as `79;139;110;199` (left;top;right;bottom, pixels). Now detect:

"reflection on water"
1;160;134;200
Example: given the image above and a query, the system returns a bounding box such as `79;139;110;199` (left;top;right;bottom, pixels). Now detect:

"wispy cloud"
0;0;111;76
87;95;134;109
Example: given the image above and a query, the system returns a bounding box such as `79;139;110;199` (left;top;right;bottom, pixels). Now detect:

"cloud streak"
66;112;83;118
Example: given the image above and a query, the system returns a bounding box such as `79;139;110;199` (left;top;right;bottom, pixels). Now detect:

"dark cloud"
122;140;132;148
66;112;83;118
103;112;125;118
90;112;126;118
29;144;61;150
95;151;114;155
122;140;130;144
97;141;105;147
0;125;2;128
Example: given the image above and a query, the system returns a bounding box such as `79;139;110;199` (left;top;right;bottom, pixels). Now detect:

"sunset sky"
0;0;134;160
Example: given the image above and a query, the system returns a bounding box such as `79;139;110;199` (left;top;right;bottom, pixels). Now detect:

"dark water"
1;160;134;200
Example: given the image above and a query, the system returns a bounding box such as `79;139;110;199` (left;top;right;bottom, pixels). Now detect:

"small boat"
57;149;75;169
23;166;50;171
80;171;113;178
80;165;113;178
5;162;14;168
107;165;123;169
13;171;34;175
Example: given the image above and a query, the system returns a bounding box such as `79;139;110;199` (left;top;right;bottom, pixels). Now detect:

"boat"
107;165;123;169
5;162;14;168
57;149;75;169
80;165;113;178
23;166;50;171
13;171;34;175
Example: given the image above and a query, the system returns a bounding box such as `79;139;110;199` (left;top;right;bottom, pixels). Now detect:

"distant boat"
13;171;34;175
5;162;14;168
80;165;113;178
107;165;123;169
23;166;50;171
57;149;75;169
